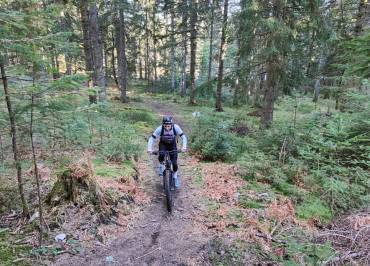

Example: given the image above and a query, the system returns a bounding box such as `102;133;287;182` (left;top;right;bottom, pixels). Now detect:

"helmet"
162;116;173;125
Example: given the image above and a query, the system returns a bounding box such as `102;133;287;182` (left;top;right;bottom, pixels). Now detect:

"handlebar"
150;150;182;155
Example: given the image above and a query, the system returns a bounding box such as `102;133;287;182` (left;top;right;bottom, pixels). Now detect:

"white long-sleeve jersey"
147;124;187;152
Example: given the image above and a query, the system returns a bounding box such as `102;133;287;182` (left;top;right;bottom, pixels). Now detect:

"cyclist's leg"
158;142;166;176
170;145;180;188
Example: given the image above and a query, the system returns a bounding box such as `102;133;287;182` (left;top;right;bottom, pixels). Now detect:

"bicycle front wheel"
163;170;173;212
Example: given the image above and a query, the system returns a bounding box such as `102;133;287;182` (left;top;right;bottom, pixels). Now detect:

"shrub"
99;126;142;162
296;197;332;223
190;117;237;161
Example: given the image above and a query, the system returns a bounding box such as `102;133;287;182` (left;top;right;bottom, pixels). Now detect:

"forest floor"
1;90;369;266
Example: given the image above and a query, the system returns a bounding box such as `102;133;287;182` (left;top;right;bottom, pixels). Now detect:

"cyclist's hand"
181;148;187;153
147;150;153;155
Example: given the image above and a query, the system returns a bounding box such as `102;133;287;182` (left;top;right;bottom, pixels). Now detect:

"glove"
181;147;187;153
147;150;153;154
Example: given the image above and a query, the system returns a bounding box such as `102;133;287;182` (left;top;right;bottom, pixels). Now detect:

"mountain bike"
152;150;181;213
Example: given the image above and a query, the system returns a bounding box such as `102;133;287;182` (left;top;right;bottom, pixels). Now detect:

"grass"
93;157;136;179
296;197;333;223
238;195;265;209
191;167;204;187
0;228;32;266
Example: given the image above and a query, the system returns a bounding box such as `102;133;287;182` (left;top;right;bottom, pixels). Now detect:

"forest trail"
53;99;212;266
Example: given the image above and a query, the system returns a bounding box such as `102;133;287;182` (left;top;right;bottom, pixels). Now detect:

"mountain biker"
147;116;187;188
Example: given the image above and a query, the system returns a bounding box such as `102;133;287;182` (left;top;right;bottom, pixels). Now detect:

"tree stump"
46;155;110;215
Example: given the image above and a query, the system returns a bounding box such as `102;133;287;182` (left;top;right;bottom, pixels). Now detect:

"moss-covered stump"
46;156;110;215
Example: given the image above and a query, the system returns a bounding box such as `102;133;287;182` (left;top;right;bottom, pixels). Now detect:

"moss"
0;229;31;266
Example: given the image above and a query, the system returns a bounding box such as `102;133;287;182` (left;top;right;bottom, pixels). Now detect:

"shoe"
173;172;180;188
158;163;165;176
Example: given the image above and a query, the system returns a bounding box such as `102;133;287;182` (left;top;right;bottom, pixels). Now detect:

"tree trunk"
312;79;320;103
111;30;119;87
89;3;106;102
51;47;60;79
65;54;72;75
170;6;176;91
115;8;128;103
233;35;241;106
215;0;228;112
138;39;143;79
189;0;197;105
312;55;326;102
80;0;96;103
1;62;29;217
30;93;43;247
207;0;215;91
354;0;368;36
55;53;60;77
145;9;151;92
180;0;188;97
260;62;276;128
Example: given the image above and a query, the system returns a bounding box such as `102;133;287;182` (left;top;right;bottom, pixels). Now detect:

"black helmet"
162;116;173;125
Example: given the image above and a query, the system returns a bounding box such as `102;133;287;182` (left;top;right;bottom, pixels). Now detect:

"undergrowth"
188;91;369;221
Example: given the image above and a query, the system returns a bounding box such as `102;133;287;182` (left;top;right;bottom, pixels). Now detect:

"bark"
207;0;215;90
0;134;3;166
64;13;72;75
80;0;96;103
215;0;228;112
111;30;119;87
170;6;176;91
55;53;60;77
260;62;276;128
1;62;29;217
233;36;241;106
312;79;320;103
65;54;72;75
115;8;128;103
180;0;188;97
145;9;151;91
354;0;368;36
30;93;43;247
89;3;106;102
260;0;283;127
51;47;60;79
312;55;326;102
138;39;143;79
152;6;158;87
189;0;197;104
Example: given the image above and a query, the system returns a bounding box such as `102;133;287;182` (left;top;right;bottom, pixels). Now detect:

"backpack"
160;125;177;144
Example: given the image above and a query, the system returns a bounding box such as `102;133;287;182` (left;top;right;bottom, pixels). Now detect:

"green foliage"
238;92;370;217
100;125;142;162
282;238;334;265
206;238;248;266
0;228;31;266
338;30;370;78
296;197;332;223
238;195;264;209
190;116;237;161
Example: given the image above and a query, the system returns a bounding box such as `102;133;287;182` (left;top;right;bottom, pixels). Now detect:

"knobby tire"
163;170;173;212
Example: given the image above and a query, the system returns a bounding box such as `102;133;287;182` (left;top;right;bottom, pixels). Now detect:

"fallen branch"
134;246;161;261
328;251;365;264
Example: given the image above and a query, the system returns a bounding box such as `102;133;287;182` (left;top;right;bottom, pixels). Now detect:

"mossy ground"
0;228;32;266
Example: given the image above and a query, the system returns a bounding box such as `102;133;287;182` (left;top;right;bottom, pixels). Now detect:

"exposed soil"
52;99;212;265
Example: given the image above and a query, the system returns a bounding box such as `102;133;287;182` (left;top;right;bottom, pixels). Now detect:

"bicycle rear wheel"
163;170;173;212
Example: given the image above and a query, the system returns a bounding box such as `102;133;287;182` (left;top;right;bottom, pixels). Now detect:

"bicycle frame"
152;150;181;173
151;150;181;212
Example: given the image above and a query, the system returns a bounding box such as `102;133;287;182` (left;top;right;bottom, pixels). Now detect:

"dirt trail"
53;99;211;266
